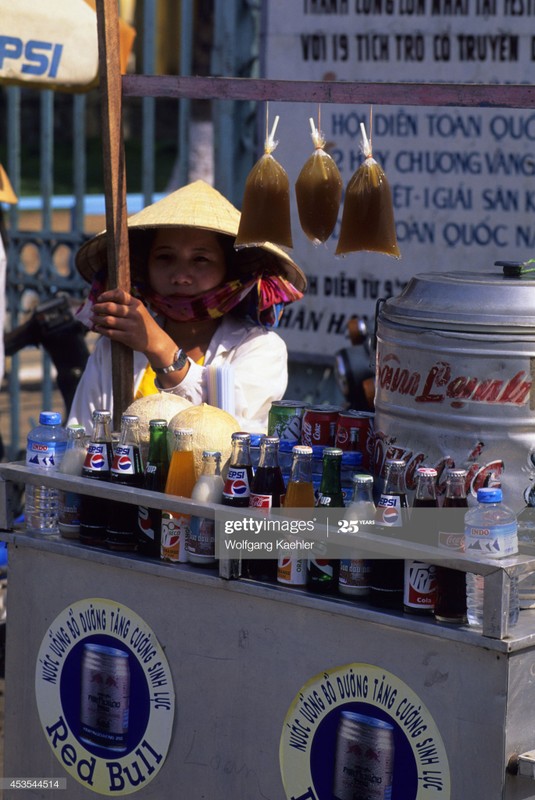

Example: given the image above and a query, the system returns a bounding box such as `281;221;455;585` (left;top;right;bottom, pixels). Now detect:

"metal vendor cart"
1;463;535;799
3;1;535;797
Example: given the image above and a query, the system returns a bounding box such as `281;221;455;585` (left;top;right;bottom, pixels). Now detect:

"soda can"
332;710;395;800
79;643;130;751
335;410;375;469
268;400;308;443
301;405;342;447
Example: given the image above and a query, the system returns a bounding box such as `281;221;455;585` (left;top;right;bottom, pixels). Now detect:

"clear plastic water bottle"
464;487;519;628
25;411;68;534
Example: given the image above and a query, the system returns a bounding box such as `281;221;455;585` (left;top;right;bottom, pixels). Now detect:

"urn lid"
381;264;535;333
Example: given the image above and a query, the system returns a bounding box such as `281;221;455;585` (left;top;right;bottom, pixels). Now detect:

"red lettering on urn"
378;353;421;397
415;362;452;403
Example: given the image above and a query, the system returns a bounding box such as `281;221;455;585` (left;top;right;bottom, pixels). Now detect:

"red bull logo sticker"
35;599;175;795
280;663;450;799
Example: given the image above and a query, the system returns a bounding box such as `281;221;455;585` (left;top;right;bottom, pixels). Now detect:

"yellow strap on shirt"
135;355;205;399
135;364;158;399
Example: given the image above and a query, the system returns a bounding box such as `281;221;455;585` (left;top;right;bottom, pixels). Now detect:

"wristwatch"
153;349;188;375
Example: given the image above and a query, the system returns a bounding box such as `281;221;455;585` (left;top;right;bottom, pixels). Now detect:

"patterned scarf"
78;270;303;329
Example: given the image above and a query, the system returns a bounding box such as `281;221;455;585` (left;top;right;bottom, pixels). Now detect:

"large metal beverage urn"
374;263;535;510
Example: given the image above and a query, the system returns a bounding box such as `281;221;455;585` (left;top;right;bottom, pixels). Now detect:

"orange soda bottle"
161;428;196;563
278;445;315;587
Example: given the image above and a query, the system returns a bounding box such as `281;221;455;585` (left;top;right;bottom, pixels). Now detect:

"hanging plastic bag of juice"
295;115;343;245
235;113;293;249
336;120;400;258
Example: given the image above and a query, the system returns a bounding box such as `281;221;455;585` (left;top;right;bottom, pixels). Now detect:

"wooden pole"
95;0;134;431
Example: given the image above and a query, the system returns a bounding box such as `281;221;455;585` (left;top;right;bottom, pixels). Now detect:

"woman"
68;180;306;433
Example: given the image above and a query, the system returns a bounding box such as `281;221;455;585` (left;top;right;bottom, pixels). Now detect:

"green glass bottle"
308;447;345;594
316;447;345;509
137;419;170;558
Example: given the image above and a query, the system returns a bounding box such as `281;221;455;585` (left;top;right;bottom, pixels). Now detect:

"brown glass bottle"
243;436;285;583
434;468;468;624
405;467;438;615
369;459;407;610
105;414;144;552
79;410;114;547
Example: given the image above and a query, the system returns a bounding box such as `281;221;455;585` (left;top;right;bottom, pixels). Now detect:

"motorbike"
4;293;90;417
334;314;376;413
3;295;90;517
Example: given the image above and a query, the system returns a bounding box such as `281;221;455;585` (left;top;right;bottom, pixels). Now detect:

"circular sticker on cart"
35;598;175;795
280;663;450;800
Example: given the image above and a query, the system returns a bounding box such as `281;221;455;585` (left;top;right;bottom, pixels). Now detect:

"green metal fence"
0;0;259;460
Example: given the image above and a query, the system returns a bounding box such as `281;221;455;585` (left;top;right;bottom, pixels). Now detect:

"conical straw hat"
0;164;17;205
76;180;306;293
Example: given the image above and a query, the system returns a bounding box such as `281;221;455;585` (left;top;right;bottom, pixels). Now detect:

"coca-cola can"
335;410;374;469
301;405;342;447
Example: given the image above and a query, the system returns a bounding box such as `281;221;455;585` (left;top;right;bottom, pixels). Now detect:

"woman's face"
147;227;227;297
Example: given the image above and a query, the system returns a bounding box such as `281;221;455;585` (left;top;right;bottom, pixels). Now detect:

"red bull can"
80;642;130;751
333;710;395;800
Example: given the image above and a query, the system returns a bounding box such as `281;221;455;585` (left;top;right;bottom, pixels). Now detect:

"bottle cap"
292;445;313;456
477;487;502;503
39;411;61;426
93;409;111;422
231;431;251;442
149;419;168;428
446;468;468;478
173;427;194;437
66;424;86;438
262;435;279;445
385;458;406;467
323;447;344;458
416;466;438;477
352;472;374;485
202;450;221;459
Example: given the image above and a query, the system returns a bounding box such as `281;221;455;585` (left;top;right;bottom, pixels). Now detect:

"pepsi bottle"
369;458;408;610
79;410;114;547
105;414;144;552
222;432;254;508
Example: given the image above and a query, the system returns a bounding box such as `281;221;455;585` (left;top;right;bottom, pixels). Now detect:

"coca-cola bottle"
244;435;285;583
222;432;254;508
369;458;407;610
435;468;468;624
79;409;114;547
405;466;438;615
137;419;170;558
105;414;144;552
